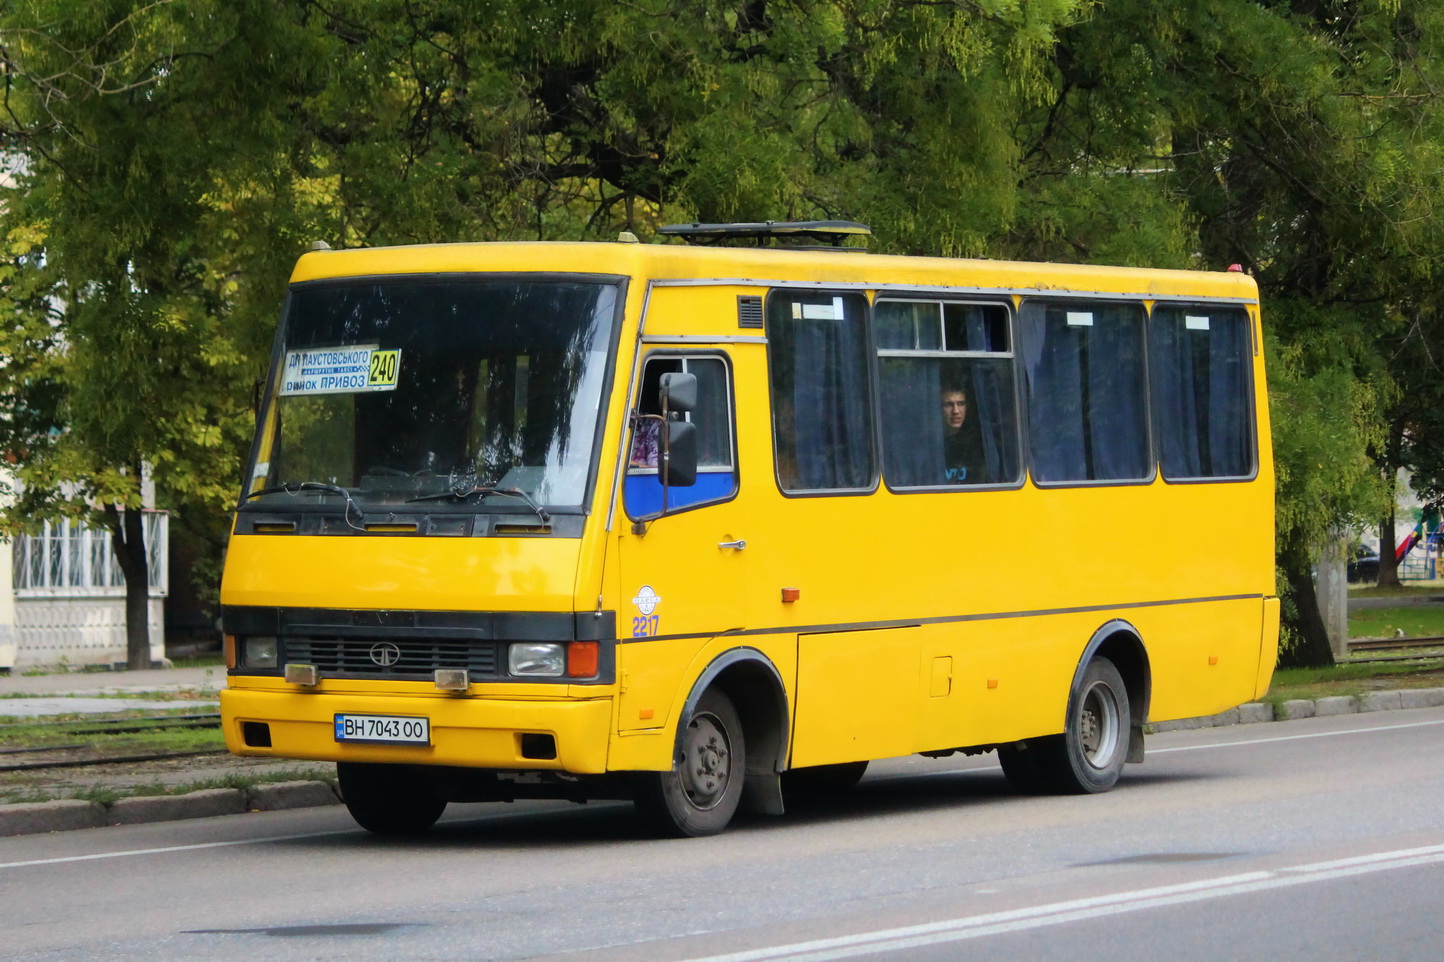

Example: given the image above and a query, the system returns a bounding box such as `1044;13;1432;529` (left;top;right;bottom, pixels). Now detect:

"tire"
782;761;869;797
337;762;447;836
636;689;745;837
1035;656;1131;794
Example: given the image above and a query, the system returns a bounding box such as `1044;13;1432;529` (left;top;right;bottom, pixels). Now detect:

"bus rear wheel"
636;689;745;837
337;762;447;836
1000;656;1130;795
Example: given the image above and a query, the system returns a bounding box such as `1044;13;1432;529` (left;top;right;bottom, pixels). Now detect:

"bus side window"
767;292;875;492
876;299;1021;489
623;354;736;518
1020;299;1150;484
1150;305;1256;480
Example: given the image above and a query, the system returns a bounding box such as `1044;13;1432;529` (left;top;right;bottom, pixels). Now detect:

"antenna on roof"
658;220;871;249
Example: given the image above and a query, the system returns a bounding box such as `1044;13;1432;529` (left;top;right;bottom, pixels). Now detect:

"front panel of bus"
220;272;626;773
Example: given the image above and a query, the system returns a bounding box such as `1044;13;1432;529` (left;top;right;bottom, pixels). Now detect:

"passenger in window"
941;384;988;484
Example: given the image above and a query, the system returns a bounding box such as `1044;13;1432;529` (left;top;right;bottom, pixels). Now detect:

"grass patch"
0;712;224;753
1347;583;1444;599
1348;606;1444;639
0;688;218;701
1266;659;1444;701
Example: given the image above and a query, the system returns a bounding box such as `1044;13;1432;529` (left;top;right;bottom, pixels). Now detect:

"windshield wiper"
407;486;552;524
242;481;364;530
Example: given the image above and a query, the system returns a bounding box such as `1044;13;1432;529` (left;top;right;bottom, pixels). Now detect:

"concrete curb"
1147;686;1444;732
0;780;341;838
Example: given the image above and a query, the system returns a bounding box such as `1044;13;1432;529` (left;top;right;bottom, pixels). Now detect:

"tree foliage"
3;0;1444;668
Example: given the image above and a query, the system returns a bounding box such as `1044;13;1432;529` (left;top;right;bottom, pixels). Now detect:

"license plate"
334;713;430;745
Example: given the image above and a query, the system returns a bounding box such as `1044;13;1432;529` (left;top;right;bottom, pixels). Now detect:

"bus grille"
284;638;500;677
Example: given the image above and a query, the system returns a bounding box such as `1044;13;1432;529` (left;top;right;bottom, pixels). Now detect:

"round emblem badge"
368;642;402;667
631;585;662;616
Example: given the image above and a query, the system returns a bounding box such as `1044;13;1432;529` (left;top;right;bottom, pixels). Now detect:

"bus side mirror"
663;420;697;487
659;372;697;414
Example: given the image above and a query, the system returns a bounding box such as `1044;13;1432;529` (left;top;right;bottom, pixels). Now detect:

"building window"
11;512;168;595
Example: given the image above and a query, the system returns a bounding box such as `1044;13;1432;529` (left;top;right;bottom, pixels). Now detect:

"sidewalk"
0;664;223;696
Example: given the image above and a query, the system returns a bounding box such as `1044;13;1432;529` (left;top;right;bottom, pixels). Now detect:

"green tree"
0;1;303;666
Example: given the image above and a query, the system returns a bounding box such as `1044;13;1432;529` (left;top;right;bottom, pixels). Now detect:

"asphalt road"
4;708;1444;962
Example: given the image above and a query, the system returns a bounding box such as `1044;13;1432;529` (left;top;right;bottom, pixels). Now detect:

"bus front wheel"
337;762;447;835
636;689;745;837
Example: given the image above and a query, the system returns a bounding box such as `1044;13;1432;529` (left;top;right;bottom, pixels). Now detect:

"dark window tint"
768;292;875;491
1151;306;1254;479
1020;300;1150;483
875;300;1020;488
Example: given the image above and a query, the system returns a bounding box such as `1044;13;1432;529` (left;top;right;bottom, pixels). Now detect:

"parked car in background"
1348;545;1380;583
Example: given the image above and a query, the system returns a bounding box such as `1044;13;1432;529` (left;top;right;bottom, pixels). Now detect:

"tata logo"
368;642;402;667
631;585;662;616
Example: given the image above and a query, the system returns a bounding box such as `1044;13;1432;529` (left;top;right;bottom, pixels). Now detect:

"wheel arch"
1069;619;1151;763
673;646;790;778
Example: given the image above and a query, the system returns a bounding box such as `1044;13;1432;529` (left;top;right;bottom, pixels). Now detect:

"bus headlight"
244;636;279;668
508;642;565;677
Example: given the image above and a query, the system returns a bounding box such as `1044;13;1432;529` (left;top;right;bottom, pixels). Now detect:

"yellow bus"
220;222;1278;837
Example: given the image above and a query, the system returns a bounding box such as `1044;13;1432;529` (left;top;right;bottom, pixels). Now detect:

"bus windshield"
248;277;620;513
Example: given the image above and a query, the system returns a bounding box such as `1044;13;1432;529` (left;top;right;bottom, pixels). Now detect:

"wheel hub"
682;713;730;809
1079;681;1120;770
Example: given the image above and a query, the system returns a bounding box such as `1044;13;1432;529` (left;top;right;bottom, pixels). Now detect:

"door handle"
718;539;747;550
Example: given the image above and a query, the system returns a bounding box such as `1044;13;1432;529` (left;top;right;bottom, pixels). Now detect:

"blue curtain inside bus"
1021;301;1150;483
1150;306;1254;479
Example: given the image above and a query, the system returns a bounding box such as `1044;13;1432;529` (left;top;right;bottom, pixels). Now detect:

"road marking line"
0;801;613;870
0;829;356;869
1150;717;1444;754
674;843;1444;962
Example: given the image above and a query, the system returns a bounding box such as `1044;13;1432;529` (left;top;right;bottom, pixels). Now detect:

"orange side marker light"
568;641;599;678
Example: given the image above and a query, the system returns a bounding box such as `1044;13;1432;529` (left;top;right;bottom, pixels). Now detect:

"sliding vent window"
767;292;875;492
624;355;736;516
1151;306;1255;480
876;300;1021;488
1021;301;1150;484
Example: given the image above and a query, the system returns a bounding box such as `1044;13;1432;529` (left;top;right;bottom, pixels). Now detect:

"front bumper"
221;686;614;774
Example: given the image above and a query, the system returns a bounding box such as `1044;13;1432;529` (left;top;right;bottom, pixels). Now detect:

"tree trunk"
1378;505;1401;588
1278;547;1336;668
103;503;153;671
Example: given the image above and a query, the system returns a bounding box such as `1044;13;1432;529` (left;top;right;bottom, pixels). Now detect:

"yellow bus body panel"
222;533;582;611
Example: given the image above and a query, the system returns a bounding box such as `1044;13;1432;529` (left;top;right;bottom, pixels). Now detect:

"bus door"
617;352;746;731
